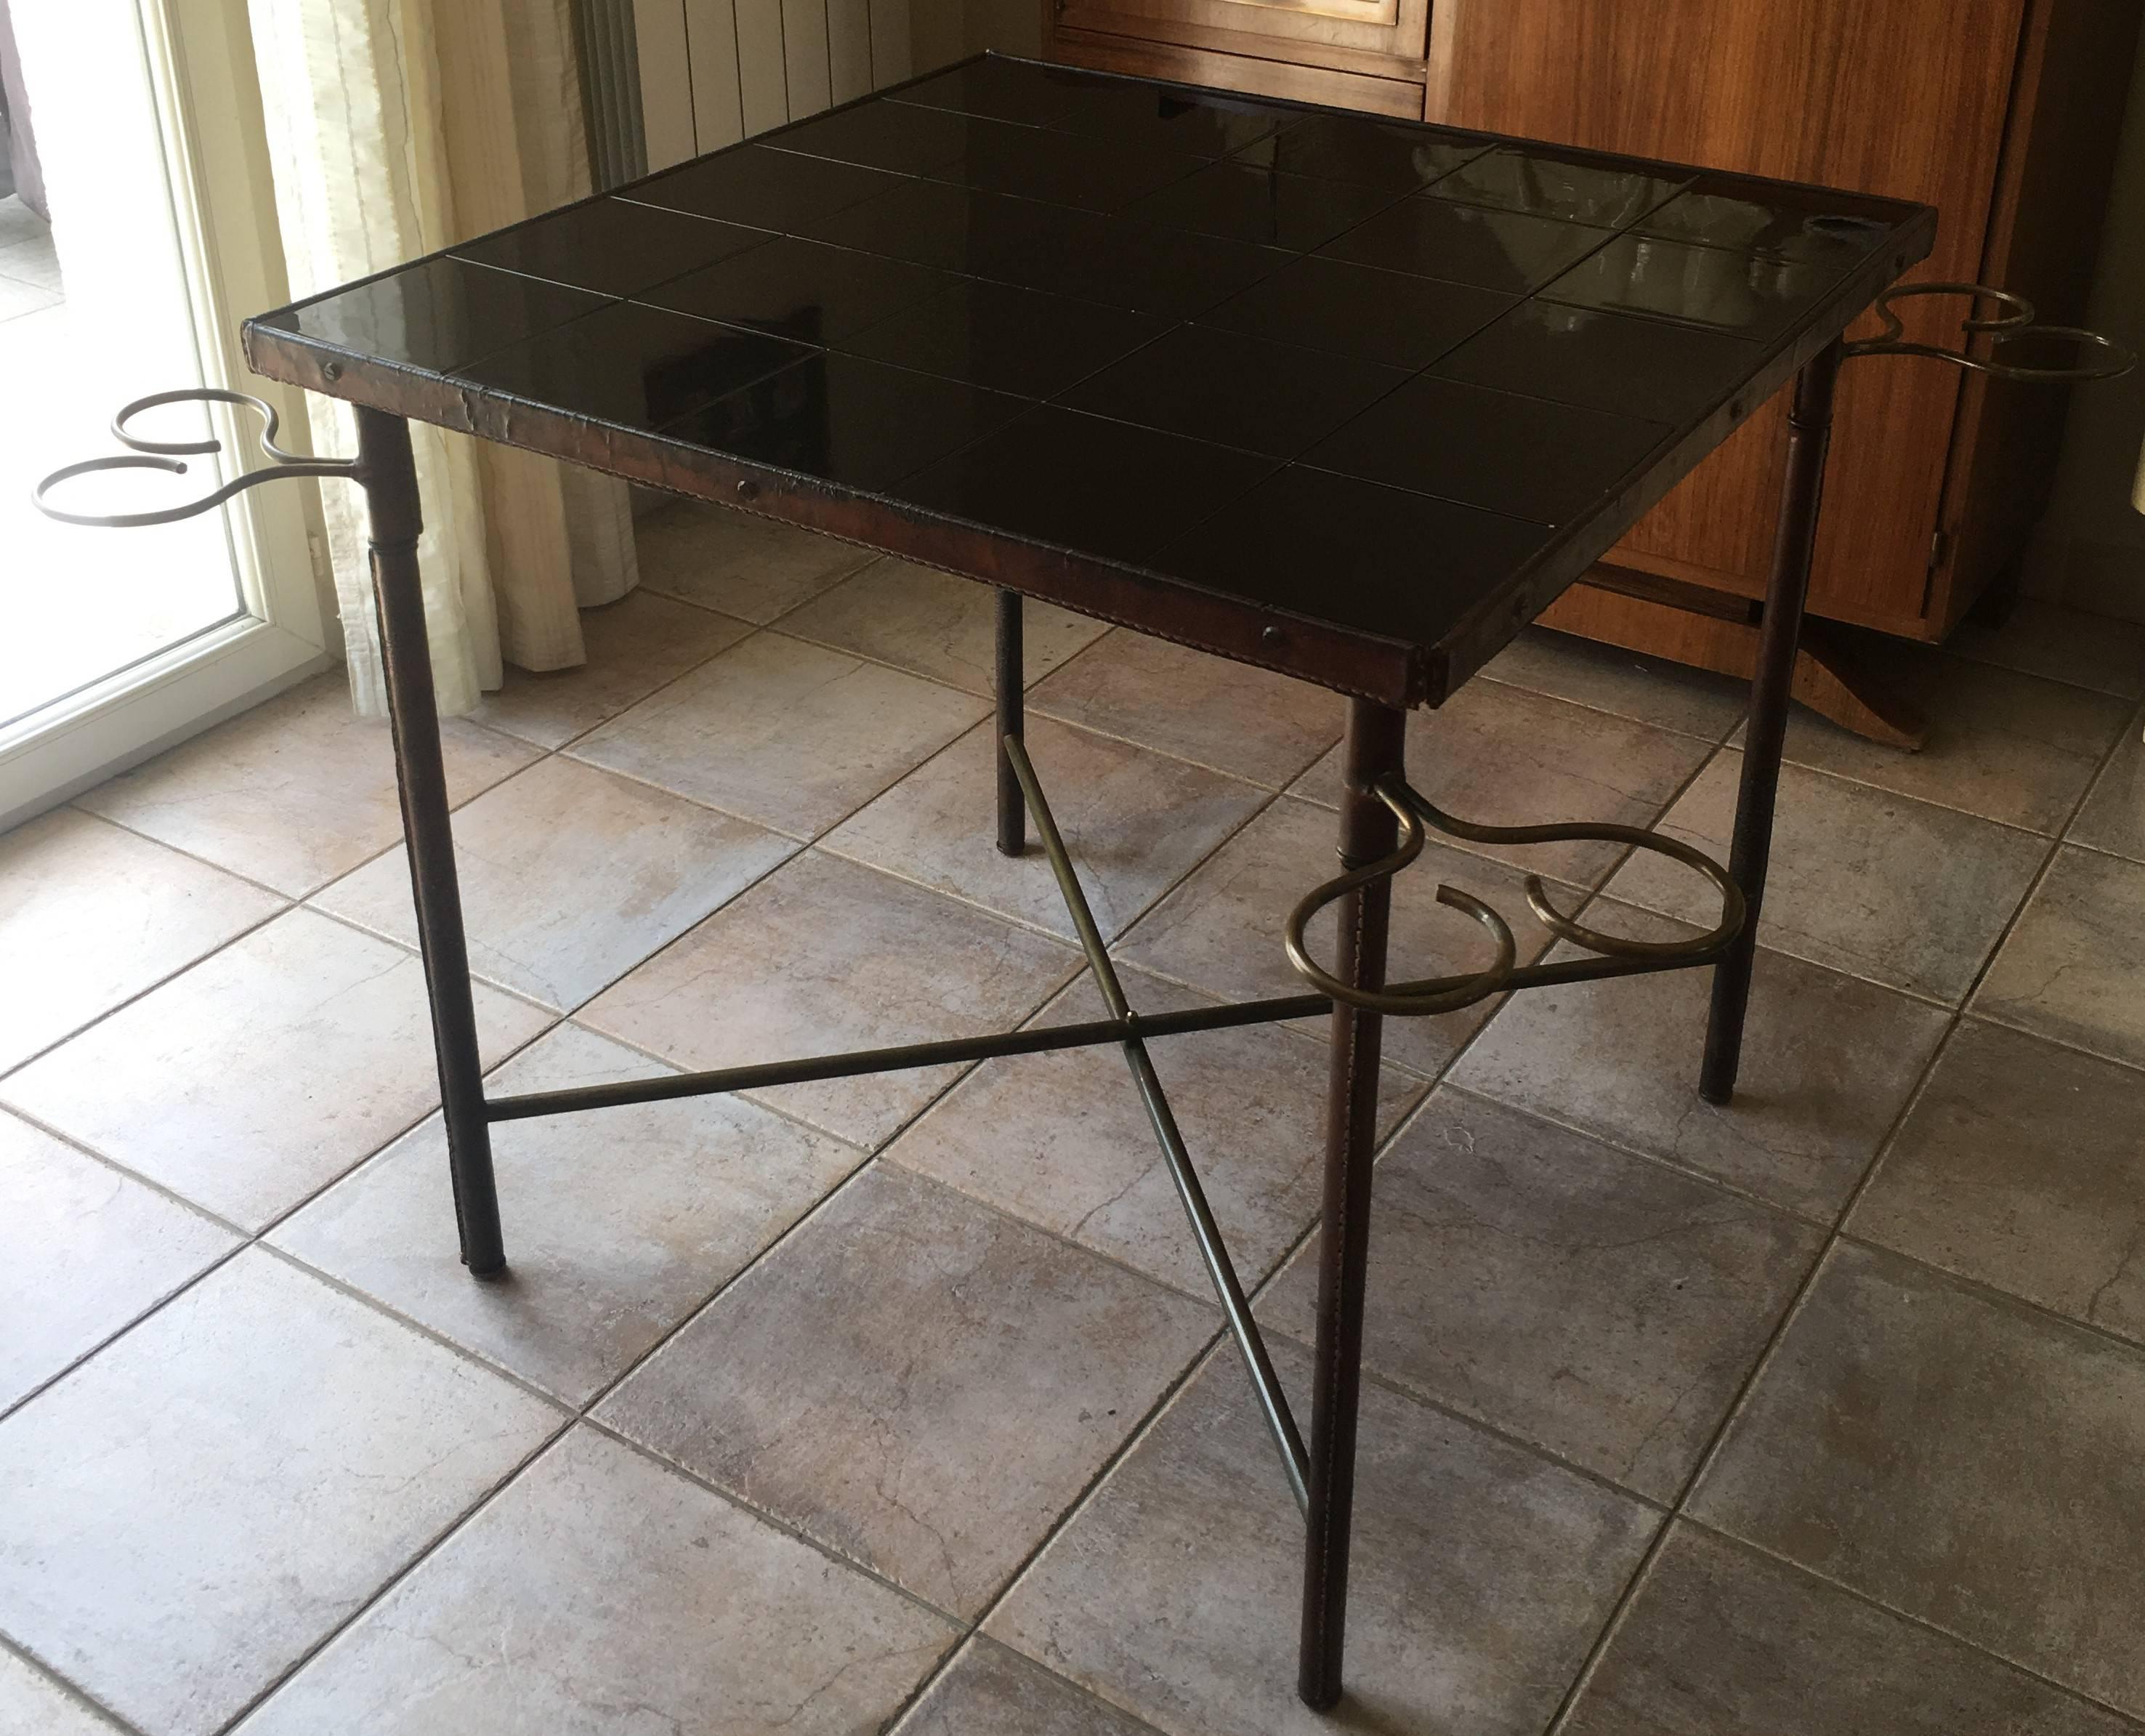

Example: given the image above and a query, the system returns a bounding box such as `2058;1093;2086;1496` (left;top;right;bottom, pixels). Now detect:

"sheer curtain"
249;0;639;717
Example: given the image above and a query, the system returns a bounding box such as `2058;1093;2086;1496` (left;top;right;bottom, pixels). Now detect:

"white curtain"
249;0;639;716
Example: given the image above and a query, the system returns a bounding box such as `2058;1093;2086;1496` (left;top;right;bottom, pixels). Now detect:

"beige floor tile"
1754;650;2132;834
987;1338;1657;1736
1944;598;2145;701
472;589;750;748
1853;1022;2145;1344
571;631;987;839
779;557;1109;695
274;1023;860;1405
1450;906;1949;1218
1607;755;2046;1003
1481;628;1747;741
0;1648;124;1736
896;1639;1160;1736
1563;1523;2129;1736
0;809;280;1075
635;499;876;622
1691;1243;2145;1717
1;908;552;1228
1027;634;1343;788
0;1250;557;1736
1260;1090;1819;1501
313;756;796;1011
886;968;1421;1298
1113;794;1555;1076
78;671;538;896
2068;727;2145;863
0;1113;235;1413
826;716;1270;942
243;1424;953;1736
599;1165;1216;1619
1293;683;1715;887
582;850;1080;1149
1976;847;2145;1068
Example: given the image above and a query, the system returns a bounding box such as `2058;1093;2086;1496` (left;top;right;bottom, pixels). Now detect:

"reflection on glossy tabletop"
449;198;769;298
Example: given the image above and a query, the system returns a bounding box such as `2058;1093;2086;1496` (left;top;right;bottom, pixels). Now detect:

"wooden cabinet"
1048;0;2143;738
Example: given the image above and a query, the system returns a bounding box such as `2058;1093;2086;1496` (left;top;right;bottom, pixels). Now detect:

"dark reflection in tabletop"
1543;233;1835;341
1236;113;1492;193
1322;196;1620;296
1126;158;1406;252
645;238;954;344
449;198;769;298
628;145;902;234
1201;254;1514;370
260;257;611;375
836;278;1168;397
1430;148;1689;230
1433;299;1764;426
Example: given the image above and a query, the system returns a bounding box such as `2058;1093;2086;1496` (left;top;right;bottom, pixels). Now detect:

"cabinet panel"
1054;0;1427;83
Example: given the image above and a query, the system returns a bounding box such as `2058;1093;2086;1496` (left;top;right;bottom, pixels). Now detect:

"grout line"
0;1631;151;1736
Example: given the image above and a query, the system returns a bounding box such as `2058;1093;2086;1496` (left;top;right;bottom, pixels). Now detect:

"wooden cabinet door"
1429;0;2028;636
1054;0;1431;92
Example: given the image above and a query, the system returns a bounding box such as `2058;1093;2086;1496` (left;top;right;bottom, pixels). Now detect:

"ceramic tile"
836;278;1168;397
1431;148;1686;229
885;966;1421;1297
626;143;902;231
1563;1523;2130;1736
1481;626;1747;740
1261;1090;1819;1498
918;117;1213;213
634;498;876;621
895;1639;1160;1736
1295;682;1716;887
581;849;1079;1148
273;1023;858;1405
0;908;552;1228
889;57;1100;126
0;1113;235;1413
1124;158;1402;251
1027;631;1342;786
777;558;1109;694
766;96;983;174
314;755;796;1010
1852;1020;2145;1345
824;716;1270;942
571;631;988;839
1607;754;2047;1002
0;808;280;1076
1200;253;1514;370
450;196;772;296
0;1250;556;1736
1046;81;1290;158
1113;793;1555;1075
600;1164;1216;1617
1544;234;1832;341
0;1648;124;1736
1633;188;1897;268
472;589;750;748
1945;598;2145;700
1236;113;1490;190
1692;1242;2145;1716
241;1425;953;1736
987;1338;1657;1736
77;671;539;897
2069;728;2145;863
1975;847;2145;1068
1324;197;1617;295
261;256;610;374
1450;903;1950;1218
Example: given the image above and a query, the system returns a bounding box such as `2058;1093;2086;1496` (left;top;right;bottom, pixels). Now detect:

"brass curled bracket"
32;388;360;530
1843;283;2135;383
1283;777;1748;1016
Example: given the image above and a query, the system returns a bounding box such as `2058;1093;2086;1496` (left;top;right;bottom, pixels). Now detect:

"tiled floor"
4;509;2145;1735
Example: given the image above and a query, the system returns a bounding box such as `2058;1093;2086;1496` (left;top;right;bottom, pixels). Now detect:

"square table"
94;53;1947;1711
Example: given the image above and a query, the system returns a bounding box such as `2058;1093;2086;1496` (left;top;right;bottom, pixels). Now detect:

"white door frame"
0;0;331;832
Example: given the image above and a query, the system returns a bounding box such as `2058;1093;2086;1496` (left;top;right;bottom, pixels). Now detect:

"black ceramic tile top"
809;180;1288;318
627;145;901;232
1307;374;1672;525
642;238;953;344
664;353;1028;492
896;406;1272;563
1542;233;1835;340
1237;113;1492;193
1156;467;1553;649
1322;196;1617;295
889;57;1101;126
1125;159;1404;251
1634;190;1889;268
450;198;769;297
761;100;979;176
918;117;1208;212
835;278;1168;397
1201;255;1513;370
1062;325;1407;459
1044;81;1291;158
1432;299;1763;426
260;257;610;374
1429;148;1689;230
455;302;811;431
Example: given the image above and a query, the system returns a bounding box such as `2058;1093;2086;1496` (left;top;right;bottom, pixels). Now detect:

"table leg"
1700;339;1846;1105
995;589;1025;857
1298;697;1404;1711
355;407;505;1276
